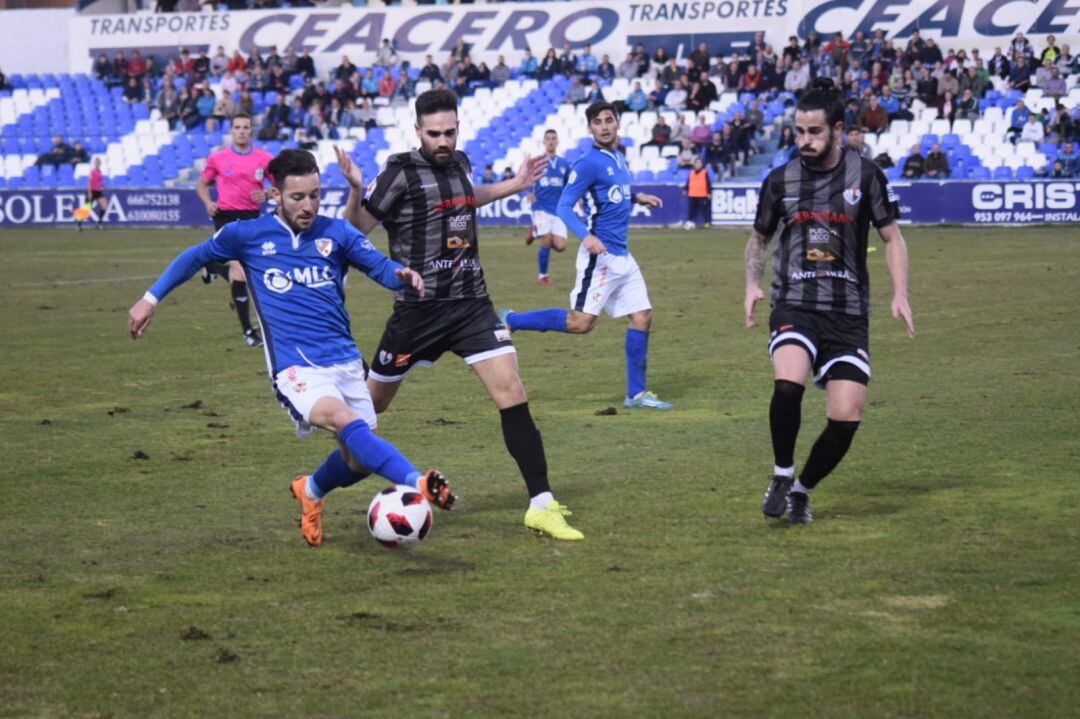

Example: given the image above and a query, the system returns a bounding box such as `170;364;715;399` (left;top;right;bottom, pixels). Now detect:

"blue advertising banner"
0;184;690;228
2;182;1078;227
710;180;1080;226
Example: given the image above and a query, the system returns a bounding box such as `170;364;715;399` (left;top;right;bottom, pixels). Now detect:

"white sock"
530;491;554;510
792;479;811;495
305;475;326;501
774;465;795;478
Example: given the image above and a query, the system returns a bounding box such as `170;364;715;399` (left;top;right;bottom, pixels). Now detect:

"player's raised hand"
636;193;663;208
892;295;915;339
395;267;425;295
583;234;607;255
517;154;547;190
334;145;363;189
128;298;156;339
744;285;765;328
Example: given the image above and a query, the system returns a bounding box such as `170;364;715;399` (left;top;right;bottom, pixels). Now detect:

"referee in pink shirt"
196;113;274;347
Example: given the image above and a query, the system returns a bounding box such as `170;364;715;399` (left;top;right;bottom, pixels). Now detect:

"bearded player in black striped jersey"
745;78;915;525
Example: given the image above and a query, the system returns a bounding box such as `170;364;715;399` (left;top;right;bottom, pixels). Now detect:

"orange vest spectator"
689;167;710;197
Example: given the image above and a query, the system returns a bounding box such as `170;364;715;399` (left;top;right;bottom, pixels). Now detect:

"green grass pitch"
1;224;1078;717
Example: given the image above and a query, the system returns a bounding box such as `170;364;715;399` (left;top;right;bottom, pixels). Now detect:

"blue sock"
338;419;422;487
625;328;649;399
538;246;551;275
310;449;368;499
506;308;568;333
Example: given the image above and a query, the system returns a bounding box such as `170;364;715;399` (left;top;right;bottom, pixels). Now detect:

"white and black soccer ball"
367;485;433;548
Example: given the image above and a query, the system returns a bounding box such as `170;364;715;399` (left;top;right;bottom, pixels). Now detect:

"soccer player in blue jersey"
127;149;455;547
525;129;571;285
500;101;674;409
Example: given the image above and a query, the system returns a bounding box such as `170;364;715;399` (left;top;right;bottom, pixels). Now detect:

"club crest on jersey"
843;188;862;206
608;186;624;204
315;238;333;257
379;350;393;366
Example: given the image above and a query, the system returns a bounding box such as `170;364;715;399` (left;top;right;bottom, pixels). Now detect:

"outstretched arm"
744;230;769;328
334;145;379;235
474;154;545;207
878;221;914;338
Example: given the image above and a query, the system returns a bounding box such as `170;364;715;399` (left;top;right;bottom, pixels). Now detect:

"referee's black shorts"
368;298;515;382
213;209;261;230
768;305;871;389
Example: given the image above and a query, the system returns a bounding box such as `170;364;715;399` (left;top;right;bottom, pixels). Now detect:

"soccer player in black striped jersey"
745;78;915;525
335;89;584;540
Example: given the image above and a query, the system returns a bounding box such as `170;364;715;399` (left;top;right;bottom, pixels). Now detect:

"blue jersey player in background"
500;102;674;409
525;129;571;285
127;149;456;548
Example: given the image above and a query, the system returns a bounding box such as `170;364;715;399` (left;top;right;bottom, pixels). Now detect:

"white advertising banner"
38;0;1080;76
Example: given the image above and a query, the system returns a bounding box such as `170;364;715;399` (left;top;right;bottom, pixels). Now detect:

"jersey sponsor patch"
608;185;624;204
264;268;294;293
261;241;276;255
379;350;393;366
494;328;511;342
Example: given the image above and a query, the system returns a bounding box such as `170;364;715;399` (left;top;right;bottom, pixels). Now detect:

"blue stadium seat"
993;167;1013;179
968;167;990;179
1015;166;1036;180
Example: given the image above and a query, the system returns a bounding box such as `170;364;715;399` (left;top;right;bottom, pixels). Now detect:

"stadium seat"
1015;166;1036;180
993;166;1013;179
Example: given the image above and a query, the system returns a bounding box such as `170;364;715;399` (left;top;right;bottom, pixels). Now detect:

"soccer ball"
367;485;433;548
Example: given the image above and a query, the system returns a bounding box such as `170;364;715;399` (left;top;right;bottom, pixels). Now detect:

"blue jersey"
532;155;571;214
557;145;634;256
146;213;405;375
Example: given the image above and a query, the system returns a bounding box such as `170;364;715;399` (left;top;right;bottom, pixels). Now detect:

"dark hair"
796;77;844;126
268;149;319;190
544;128;558;136
231;112;253;124
415;88;458;121
585;101;618;123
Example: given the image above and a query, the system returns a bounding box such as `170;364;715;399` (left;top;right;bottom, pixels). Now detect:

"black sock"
205;261;230;279
799;419;860;490
769;380;804;469
231;280;253;333
499;402;551;498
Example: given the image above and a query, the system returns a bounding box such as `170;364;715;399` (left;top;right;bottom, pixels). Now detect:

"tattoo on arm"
745;230;768;286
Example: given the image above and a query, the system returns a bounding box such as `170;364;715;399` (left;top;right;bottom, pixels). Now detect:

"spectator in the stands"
393;69;414;103
126;50;147;81
785;59;809;95
1056;44;1075;73
577;44;598;77
777;125;796;157
677;139;697;168
955;88;979;121
670;114;691;147
475;61;492;86
419;55;441;83
690;41;711;72
36;136;72;169
958;65;988;98
196;87;216;130
376;39;398;68
617;52;638;80
858;95;889;133
742;63;762;93
690;114;712;149
237;87;254;116
538;48;558;80
663;80;687;111
925;143;950;178
903;145;925;178
648;78;667;109
845;126;874;161
353;98;376;129
210;90;236;133
157;84;180;128
177;87;200;130
645;116;674;148
327;97;353;137
937;66;959;100
481;165;497;183
502;166;515;181
93;55;112;84
282;46;298;77
940;91;957;121
558;44;577;76
261;93;291;140
921;38;943;66
704;131;730;177
450;38;471;64
227;50;246;74
209;46;228;77
1007;99;1031;141
1050;159;1069;178
335;55;357;83
519;49;538;78
1018;113;1045;146
302;100;325;139
782;36;802;64
1010;56;1033;91
988;47;1010;79
296;49;315;79
1047;103;1074;142
596;53;613;79
69;141;89;166
633;42;650;76
113;51;128;81
686;82;709;112
1058;142;1079;176
491;56;511;85
625;81;648;112
378;71;397;101
122;76;144;104
192;48;211;80
1010;31;1033;60
1041;65;1067;98
360;69;378;99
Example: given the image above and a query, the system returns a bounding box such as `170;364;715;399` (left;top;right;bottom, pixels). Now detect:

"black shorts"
768;305;871;388
213;209;261;230
369;298;515;382
89;190;104;202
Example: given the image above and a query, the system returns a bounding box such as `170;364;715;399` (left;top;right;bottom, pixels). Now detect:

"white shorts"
532;209;567;238
274;360;376;438
568;245;652;318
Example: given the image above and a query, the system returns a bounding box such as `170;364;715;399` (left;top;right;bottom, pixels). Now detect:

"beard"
423;143;454;166
800;134;836;169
